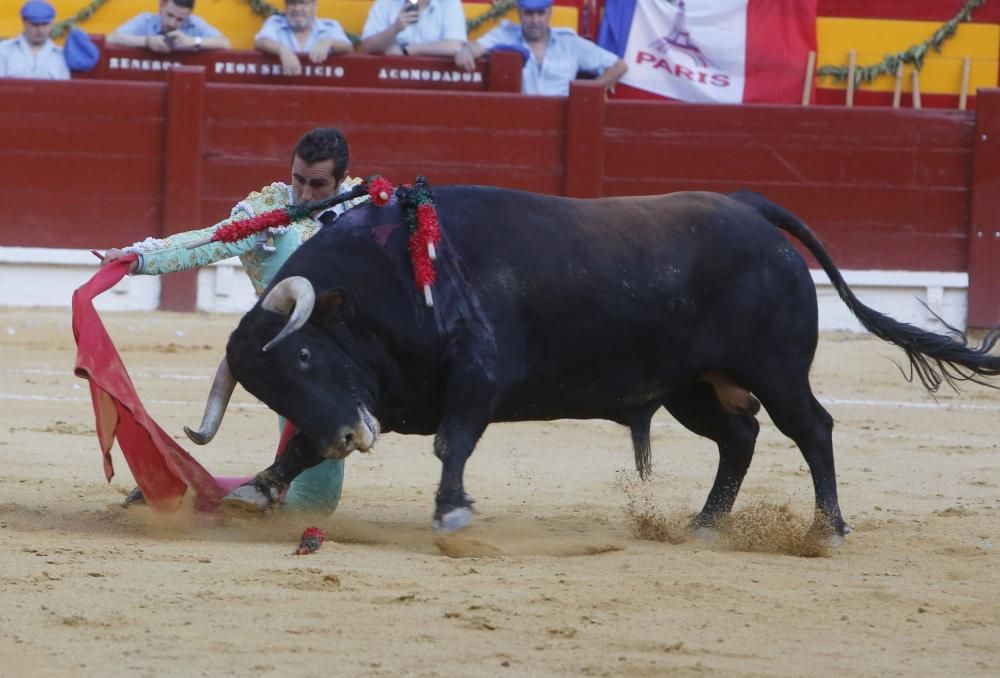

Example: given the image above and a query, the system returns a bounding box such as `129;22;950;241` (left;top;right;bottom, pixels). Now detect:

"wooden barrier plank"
564;81;607;197
817;0;1000;22
599;178;968;272
0;80;165;250
968;89;1000;326
159;67;207;312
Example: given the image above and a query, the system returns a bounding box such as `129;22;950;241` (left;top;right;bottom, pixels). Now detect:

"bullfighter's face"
290;155;341;211
227;299;379;460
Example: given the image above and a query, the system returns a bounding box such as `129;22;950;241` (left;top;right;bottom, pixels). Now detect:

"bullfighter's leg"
223;431;326;513
751;377;849;541
277;419;345;513
663;381;759;530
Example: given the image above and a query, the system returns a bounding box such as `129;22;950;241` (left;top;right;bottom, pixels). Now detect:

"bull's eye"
298;347;311;366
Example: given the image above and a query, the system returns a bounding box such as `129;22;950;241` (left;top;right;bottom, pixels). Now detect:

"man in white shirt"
0;0;69;80
254;0;354;76
360;0;467;57
455;0;626;96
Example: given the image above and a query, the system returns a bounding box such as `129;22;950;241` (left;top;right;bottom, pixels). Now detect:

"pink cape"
72;258;232;512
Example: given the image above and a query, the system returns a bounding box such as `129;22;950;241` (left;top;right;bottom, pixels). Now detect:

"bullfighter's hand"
99;248;138;274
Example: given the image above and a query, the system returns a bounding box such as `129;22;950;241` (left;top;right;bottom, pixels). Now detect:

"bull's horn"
183;357;237;445
261;276;316;352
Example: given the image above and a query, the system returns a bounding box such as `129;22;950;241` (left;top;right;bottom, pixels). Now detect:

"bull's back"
428;187;814;419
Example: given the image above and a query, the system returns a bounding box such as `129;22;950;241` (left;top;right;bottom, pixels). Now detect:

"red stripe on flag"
744;0;818;104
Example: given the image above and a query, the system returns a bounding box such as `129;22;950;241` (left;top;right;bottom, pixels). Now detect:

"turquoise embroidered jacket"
125;178;366;297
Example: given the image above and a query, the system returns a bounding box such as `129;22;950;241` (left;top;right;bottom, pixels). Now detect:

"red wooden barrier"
969;89;1000;327
602;101;974;272
1;72;998;325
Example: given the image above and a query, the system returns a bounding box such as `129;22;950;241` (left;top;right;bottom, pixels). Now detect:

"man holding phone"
107;0;230;53
360;0;467;57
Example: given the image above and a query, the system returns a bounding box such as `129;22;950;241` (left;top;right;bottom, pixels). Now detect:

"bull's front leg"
223;431;325;513
432;381;494;533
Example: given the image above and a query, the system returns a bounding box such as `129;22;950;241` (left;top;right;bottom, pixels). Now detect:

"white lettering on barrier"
377;68;483;84
110;57;180;71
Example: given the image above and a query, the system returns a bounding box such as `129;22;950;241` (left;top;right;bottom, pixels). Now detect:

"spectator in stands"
98;127;367;514
255;0;353;77
1;1;69;79
454;0;626;96
106;0;231;53
359;0;467;57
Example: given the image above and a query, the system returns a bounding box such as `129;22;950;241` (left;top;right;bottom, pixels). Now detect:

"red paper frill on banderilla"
71;258;225;513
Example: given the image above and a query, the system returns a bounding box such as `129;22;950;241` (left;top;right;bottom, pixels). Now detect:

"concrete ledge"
0;247;971;332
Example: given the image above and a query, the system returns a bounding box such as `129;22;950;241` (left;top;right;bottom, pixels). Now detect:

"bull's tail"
729;190;1000;392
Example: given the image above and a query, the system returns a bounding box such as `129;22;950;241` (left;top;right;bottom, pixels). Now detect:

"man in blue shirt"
106;0;230;53
255;0;353;77
455;0;626;96
0;0;69;79
360;0;467;57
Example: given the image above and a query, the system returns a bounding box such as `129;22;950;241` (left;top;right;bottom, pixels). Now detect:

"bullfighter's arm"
123;219;261;276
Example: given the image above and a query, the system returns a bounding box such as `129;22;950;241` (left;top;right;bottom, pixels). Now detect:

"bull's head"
186;276;380;459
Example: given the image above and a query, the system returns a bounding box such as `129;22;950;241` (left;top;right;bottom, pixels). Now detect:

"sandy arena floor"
0;307;997;677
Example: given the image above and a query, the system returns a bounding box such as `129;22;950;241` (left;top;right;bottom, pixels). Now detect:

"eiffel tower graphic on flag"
649;0;715;69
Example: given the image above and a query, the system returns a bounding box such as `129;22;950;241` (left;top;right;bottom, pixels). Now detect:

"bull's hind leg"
751;377;850;541
663;382;760;530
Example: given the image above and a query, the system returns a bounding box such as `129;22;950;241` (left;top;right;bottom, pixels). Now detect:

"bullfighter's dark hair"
292;128;350;185
170;0;196;9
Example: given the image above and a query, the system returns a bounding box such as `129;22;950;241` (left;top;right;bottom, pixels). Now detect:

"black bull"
187;187;1000;538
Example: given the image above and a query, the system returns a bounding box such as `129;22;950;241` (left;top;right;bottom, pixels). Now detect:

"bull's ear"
313;288;346;329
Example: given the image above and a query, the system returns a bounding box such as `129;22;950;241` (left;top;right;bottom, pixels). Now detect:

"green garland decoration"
466;0;517;33
51;0;111;39
817;0;987;86
246;0;280;18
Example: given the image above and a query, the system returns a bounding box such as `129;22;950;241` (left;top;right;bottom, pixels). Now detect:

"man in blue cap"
107;0;230;53
454;0;626;96
0;1;69;79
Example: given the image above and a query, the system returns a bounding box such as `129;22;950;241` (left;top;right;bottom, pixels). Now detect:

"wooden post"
159;66;206;312
801;50;816;106
959;56;972;111
846;49;856;107
486;50;522;93
564;81;606;198
911;67;922;109
968;89;1000;326
892;63;903;108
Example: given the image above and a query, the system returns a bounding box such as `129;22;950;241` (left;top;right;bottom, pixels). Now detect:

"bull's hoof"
691;525;720;543
222;484;276;515
432;507;474;533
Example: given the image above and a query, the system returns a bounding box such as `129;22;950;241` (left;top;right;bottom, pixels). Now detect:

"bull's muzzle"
322;406;379;459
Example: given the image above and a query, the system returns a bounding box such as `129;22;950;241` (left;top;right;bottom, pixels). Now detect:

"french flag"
599;0;817;104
